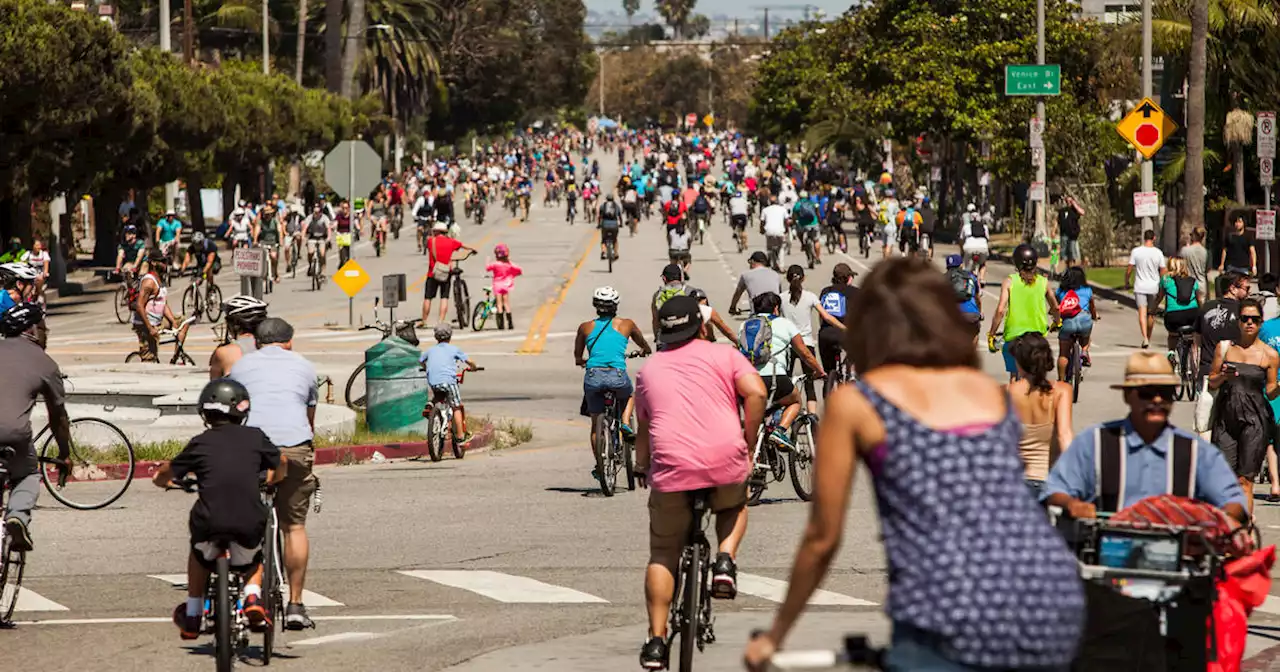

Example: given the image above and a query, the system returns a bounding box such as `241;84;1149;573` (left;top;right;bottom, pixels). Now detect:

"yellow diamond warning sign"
1116;97;1178;160
332;259;370;298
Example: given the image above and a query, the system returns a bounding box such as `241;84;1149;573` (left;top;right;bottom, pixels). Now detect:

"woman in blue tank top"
574;287;652;474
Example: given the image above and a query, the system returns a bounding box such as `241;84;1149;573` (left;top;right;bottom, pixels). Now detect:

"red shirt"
664;199;687;226
428;235;463;272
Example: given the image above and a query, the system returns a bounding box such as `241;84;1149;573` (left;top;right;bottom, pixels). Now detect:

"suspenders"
1095;425;1197;514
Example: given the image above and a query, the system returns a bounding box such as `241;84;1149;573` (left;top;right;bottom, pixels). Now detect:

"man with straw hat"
1041;352;1247;523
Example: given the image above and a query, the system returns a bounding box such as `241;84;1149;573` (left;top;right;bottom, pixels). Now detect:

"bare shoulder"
825;384;884;453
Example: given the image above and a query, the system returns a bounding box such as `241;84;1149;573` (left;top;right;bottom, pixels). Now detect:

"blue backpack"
738;314;775;367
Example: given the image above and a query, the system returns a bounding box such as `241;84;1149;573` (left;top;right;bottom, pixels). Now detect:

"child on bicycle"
484;244;523;330
419;323;480;443
153;378;285;640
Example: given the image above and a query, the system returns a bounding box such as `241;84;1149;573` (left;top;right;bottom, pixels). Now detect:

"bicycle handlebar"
769;650;843;669
166;478;199;493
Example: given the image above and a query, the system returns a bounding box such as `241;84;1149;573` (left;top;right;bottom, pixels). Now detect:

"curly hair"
1011;332;1055;394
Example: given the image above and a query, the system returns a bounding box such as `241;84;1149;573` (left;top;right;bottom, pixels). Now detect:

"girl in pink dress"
485;244;523;330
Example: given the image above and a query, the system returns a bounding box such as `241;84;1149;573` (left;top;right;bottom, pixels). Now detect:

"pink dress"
486;260;523;296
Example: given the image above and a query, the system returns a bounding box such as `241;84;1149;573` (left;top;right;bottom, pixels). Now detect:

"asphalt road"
15;158;1280;670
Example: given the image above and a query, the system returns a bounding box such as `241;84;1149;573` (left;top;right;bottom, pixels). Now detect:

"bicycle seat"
1177;325;1197;335
687;488;714;512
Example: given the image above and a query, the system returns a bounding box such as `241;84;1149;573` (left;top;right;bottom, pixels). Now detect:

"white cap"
432;221;448;232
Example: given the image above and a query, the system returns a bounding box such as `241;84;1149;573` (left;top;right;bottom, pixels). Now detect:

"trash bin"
364;337;428;434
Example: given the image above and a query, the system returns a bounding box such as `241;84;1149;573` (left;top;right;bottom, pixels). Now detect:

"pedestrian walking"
1125;229;1165;349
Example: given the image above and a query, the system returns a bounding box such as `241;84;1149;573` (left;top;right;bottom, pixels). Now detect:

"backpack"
1173;277;1196;306
796;201;817;226
653;284;687;311
738;314;775;367
693;195;709;213
601;201;619;220
948;267;975;303
623;189;638;204
819;289;847;319
1058;288;1083;318
666;200;681;217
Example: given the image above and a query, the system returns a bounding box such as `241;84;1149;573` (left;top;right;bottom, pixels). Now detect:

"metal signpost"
382;273;406;324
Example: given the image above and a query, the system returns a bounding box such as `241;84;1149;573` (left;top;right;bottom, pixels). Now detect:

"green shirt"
1005;275;1049;340
1161;275;1199;312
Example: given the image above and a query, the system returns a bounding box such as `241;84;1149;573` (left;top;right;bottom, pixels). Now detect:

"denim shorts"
1058;314;1093;339
581;367;632;415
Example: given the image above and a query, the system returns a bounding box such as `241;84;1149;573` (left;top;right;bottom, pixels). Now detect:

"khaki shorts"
133;323;159;362
276;443;318;527
648;483;747;564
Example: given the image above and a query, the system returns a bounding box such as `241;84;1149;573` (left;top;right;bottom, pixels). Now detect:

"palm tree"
622;0;639;23
1224;108;1254;204
325;0;343;92
341;0;366;98
656;0;696;39
1185;0;1209;237
295;0;308;83
360;0;443;127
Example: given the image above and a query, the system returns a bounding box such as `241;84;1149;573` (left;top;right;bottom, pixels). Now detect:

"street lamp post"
1034;0;1047;240
1141;0;1154;236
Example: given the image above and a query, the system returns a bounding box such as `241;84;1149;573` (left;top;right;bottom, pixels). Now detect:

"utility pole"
183;0;194;63
262;0;269;75
161;0;178;215
598;48;605;116
1140;0;1154;235
763;9;769;40
1033;0;1047;240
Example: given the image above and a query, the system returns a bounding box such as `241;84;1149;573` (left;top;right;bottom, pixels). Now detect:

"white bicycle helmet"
0;262;38;281
592;286;620;313
222;295;268;320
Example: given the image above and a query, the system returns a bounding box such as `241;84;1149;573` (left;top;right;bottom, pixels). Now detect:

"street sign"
1116;97;1178;160
1031;147;1044;167
1262;157;1274;184
1259;112;1276;159
1029;182;1045;202
1258;210;1277;242
1029;117;1045;150
685;113;697;128
382;273;406;309
232;247;266;278
324;140;383;201
703;114;714;128
332;259;370;298
1004;65;1061;96
1133;191;1159;218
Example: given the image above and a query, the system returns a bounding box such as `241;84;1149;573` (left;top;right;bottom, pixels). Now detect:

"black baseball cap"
749;251;768;265
661;263;684;282
657;296;703;344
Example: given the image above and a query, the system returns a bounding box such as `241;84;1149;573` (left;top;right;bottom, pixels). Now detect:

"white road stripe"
291;631;380;646
14;587;70;612
148;574;344;607
1255;596;1280;615
397;570;609;604
13;614;456;626
736;573;877;606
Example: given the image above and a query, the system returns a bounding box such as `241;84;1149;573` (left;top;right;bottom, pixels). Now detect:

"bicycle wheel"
205;285;223;322
125;352;141;363
344;362;368;411
788;415;818;502
215;556;233;672
471;302;488;331
607;241;615;273
747;474;766;506
426;408;446;462
623;430;636;492
262;516;278;664
678;543;702;671
593;415;616;497
37;417;135;510
1071;344;1083;404
0;538;24;625
181;284;198;318
455;280;472;329
114;285;130;324
174;350;197;367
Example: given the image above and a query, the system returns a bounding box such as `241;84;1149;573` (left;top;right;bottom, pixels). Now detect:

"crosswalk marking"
1256;596;1280;615
736;573;877;607
148;574;345;607
292;631;380;646
14;587;70;612
398;570;609;604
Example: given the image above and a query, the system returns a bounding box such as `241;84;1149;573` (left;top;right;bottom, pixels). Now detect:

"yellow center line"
517;230;599;355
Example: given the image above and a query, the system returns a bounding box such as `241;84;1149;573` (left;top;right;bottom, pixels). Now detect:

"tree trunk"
295;0;308;85
1183;0;1209;239
92;187;123;267
187;174;206;233
324;0;343;93
340;0;365;99
1234;144;1246;204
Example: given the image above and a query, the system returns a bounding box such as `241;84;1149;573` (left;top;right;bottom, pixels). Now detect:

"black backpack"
1173;277;1196;306
948;267;974;302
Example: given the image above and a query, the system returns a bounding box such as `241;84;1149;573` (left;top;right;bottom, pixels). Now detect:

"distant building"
1077;0;1141;24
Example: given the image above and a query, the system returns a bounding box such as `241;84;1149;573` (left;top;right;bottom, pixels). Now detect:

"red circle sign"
1135;123;1160;147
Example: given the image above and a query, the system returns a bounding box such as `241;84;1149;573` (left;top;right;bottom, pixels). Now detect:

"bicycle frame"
667;489;715;669
0;448;26;626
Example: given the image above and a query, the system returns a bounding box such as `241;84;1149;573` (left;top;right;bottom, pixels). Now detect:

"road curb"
66;424;497;482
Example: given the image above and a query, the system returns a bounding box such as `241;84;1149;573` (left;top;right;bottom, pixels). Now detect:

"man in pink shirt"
634;295;766;669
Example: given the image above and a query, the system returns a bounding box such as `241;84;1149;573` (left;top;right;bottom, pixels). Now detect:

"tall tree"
1184;0;1208;236
623;0;639;22
656;0;695;39
325;0;343;92
341;0;366;98
295;0;309;84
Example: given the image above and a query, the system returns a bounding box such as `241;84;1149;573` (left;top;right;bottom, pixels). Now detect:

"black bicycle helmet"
1012;243;1038;271
0;302;44;338
198;378;251;425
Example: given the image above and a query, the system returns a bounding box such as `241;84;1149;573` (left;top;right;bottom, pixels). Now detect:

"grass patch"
314;411;424;449
1085;266;1127;289
477;416;535;450
105;438;186;463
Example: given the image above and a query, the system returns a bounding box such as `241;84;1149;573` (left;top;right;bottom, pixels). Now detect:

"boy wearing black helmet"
153;378;285;640
988;244;1060;380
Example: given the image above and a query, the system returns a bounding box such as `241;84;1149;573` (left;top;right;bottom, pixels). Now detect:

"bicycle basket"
395;322;420;346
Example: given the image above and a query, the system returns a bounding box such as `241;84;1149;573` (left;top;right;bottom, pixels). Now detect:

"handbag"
429;237;451;282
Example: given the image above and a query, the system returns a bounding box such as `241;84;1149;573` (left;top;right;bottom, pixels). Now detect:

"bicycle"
451;249;476;329
125;314;199;366
182;271;224;323
1062;330;1086;404
372;220;388;257
748;373;819;505
824;223;841;255
113;268;139;324
343;306;422;411
423;366;483;462
307;243;327;292
763;634;887;670
473;199;486;227
694;213;709;245
800;228;819;270
1172;326;1200;402
34;416;133;510
589;352;645;497
1;446;32;626
287;236;303;278
566;199;578;226
471;285;497;331
666;488;717;671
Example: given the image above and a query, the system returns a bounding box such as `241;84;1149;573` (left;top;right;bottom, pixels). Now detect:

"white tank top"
132;273;167;327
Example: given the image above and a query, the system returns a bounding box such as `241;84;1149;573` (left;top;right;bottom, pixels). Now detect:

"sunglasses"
1241;314;1263;325
1134;386;1177;401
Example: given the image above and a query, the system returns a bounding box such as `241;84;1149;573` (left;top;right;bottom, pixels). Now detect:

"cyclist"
209;295;269;379
662;193;686;234
0;302;71;553
153;378;284;639
988;244;1059;382
651;264;694;343
791;191;822;265
598;194;623;261
729;251;783;315
824;191;846;252
419;323;480;443
729;187;750;249
334;200;355;267
947;254;984;348
816;264;857;395
132;252;184;363
302;204;332;277
759;195;789;270
740;291;825;450
155;210;184;262
620;176;640;229
565;180;579;223
959;201;991;286
255;202;285;283
179;231;219;280
574;287;652;470
690;187;713;237
114;225;147;275
228;201;254;250
1;263;41;309
894;197;923;255
284;203;305;270
634;295;766;670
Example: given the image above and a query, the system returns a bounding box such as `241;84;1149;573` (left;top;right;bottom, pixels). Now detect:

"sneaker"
172;603;201;640
4;517;32;552
242;594;270;633
284;602;314;631
769;427;796;452
620;423;636;441
1082;351;1093;368
639;636;669;670
1167;351;1178;369
711;552;738;599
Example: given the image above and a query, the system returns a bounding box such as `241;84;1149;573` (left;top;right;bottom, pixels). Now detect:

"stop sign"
1135;123;1160;148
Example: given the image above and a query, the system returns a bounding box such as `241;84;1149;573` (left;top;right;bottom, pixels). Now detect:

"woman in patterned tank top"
745;257;1084;672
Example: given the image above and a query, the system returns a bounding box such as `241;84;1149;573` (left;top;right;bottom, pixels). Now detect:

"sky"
583;0;854;18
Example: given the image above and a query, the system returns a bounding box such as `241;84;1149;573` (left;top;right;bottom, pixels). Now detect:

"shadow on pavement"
544;486;610;498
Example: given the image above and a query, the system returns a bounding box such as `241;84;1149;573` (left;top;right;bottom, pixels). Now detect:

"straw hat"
1110;352;1181;389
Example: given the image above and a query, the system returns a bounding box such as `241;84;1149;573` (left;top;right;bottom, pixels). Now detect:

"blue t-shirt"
420;343;468;387
1260;318;1280;422
157;217;182;242
1054;286;1094;318
959;271;981;315
0;290;15;313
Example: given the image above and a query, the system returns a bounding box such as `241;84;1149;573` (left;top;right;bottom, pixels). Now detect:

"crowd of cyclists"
0;124;1274;672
